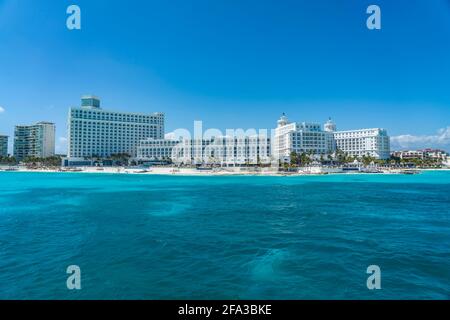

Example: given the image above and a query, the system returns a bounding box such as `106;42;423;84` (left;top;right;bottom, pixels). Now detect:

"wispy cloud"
391;126;450;150
0;106;5;113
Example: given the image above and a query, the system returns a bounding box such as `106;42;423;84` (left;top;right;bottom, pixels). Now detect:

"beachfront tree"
21;156;61;167
163;156;172;165
290;151;299;166
0;156;17;165
23;156;41;166
91;155;102;165
362;155;376;166
388;155;445;168
336;149;346;163
42;156;62;167
110;153;131;166
327;153;334;164
299;152;311;165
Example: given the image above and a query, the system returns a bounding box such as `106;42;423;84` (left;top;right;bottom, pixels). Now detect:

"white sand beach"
0;166;282;176
1;165;449;177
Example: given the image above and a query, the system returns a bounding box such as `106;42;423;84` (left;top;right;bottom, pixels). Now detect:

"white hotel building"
273;114;335;162
137;138;180;162
273;115;390;161
67;96;164;159
137;135;272;166
333;128;390;159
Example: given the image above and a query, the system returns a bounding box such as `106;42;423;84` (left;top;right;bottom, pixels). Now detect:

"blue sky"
0;0;449;154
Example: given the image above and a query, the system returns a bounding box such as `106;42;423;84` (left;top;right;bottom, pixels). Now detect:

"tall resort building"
273;114;335;163
0;135;8;157
332;128;390;159
323;118;390;159
67;96;164;159
13;122;55;161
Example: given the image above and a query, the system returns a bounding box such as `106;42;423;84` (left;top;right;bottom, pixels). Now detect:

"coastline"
1;166;449;177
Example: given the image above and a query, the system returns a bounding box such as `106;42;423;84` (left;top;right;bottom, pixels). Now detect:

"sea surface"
0;171;449;299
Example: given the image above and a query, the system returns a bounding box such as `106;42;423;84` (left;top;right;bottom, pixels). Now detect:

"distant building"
13;122;55;161
0;135;8;157
421;149;448;160
391;149;448;160
137;135;272;166
333;128;390;160
67;96;164;159
391;150;424;160
273;114;334;163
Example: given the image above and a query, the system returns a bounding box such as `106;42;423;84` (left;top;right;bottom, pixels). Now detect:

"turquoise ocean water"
0;171;449;299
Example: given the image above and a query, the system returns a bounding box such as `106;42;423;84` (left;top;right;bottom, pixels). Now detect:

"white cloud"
0;106;5;113
391;126;450;150
56;137;68;155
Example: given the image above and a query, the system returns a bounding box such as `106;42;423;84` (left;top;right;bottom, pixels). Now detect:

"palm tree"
299;152;311;166
42;156;61;167
326;153;334;165
290;151;299;167
110;153;131;166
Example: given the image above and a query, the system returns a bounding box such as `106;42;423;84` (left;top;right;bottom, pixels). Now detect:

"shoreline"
1;166;450;177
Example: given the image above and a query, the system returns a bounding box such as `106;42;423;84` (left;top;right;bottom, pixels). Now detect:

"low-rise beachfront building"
273;114;335;163
333;128;390;160
423;149;448;160
61;157;94;167
391;149;448;160
0;135;8;157
136;138;180;162
67;96;164;159
137;135;272;166
391;150;425;160
13;122;55;161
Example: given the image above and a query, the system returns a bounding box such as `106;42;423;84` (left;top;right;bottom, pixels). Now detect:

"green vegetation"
0;156;17;165
289;151;313;166
22;156;62;167
284;149;447;169
384;156;443;168
108;153;131;166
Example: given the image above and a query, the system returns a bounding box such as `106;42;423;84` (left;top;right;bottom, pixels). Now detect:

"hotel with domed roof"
273;114;390;163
